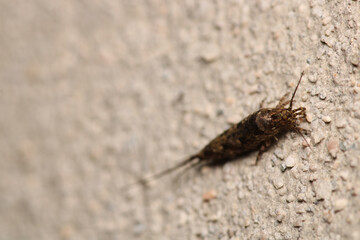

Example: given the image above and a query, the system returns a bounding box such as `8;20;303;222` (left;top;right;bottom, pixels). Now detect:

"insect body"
129;72;308;188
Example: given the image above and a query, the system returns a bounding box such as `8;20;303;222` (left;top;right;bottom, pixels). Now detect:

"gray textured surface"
1;1;360;240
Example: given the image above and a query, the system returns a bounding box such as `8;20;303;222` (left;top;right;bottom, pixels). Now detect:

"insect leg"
259;97;267;108
255;139;273;165
293;107;306;119
295;126;311;135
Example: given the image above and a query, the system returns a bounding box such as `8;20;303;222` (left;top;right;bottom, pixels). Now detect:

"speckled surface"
0;1;359;240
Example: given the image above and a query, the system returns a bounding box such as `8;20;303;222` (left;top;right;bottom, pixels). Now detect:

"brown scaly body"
126;72;308;188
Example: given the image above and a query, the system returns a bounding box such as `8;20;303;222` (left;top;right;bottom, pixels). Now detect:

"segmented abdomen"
198;110;269;164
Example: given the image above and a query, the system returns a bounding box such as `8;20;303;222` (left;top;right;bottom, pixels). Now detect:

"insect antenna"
295;128;313;151
289;71;305;110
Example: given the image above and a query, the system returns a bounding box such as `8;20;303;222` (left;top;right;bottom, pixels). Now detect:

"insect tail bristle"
289;71;305;110
121;154;199;191
172;159;206;185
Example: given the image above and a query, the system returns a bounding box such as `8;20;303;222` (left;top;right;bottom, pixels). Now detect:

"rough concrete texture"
0;1;359;240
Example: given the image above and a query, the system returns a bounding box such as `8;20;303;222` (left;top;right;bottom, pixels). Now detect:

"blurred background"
0;1;359;240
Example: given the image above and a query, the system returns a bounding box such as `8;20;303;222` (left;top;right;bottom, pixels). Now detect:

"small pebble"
307;75;317;83
243;218;251;228
178;211;188;226
133;222;146;234
286;194;296;203
349;53;359;67
275;208;286;222
331;179;338;192
320;36;336;48
295;205;306;214
293;218;303;228
346;182;353;191
324;25;334;36
278;187;287;196
309;163;318;172
216;109;224;116
332;160;341;170
323;210;333;223
310;87;318;96
312;132;325;145
280;163;287;172
274;232;282;240
322;16;332;25
238;190;245;200
327;137;339;158
301;93;309;102
297;192;306;202
322;115;332;123
301;163;310;172
306;206;313;213
285;154;297;168
350;157;357;168
208;211;221;222
306;113;313;123
319;92;326;100
227;115;240;125
273;178;284;189
313;180;332;200
309;173;318;182
246;84;260;94
340;141;351;151
200;44;220;63
225;97;235;105
202;190;217;201
312;6;323;18
340;171;349;181
274;149;285;160
335;119;346;128
352;186;359;197
208;223;215;233
333;198;348;212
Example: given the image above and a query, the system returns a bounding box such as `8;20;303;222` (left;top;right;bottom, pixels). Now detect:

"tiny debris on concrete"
297;192;307;202
202;190;217;201
339;171;350;181
293;218;303;228
333;199;348;212
313;179;332;201
285;154;297;168
275;208;286;222
323;210;333;223
277;187;287;196
286;194;296;203
312;131;325;145
280;163;287;172
200;44;221;63
273;178;285;190
295;205;306;214
274;149;285;160
335;118;347;128
322;115;332;123
327;137;339;158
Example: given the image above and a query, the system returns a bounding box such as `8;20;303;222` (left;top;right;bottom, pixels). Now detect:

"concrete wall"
1;1;359;239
